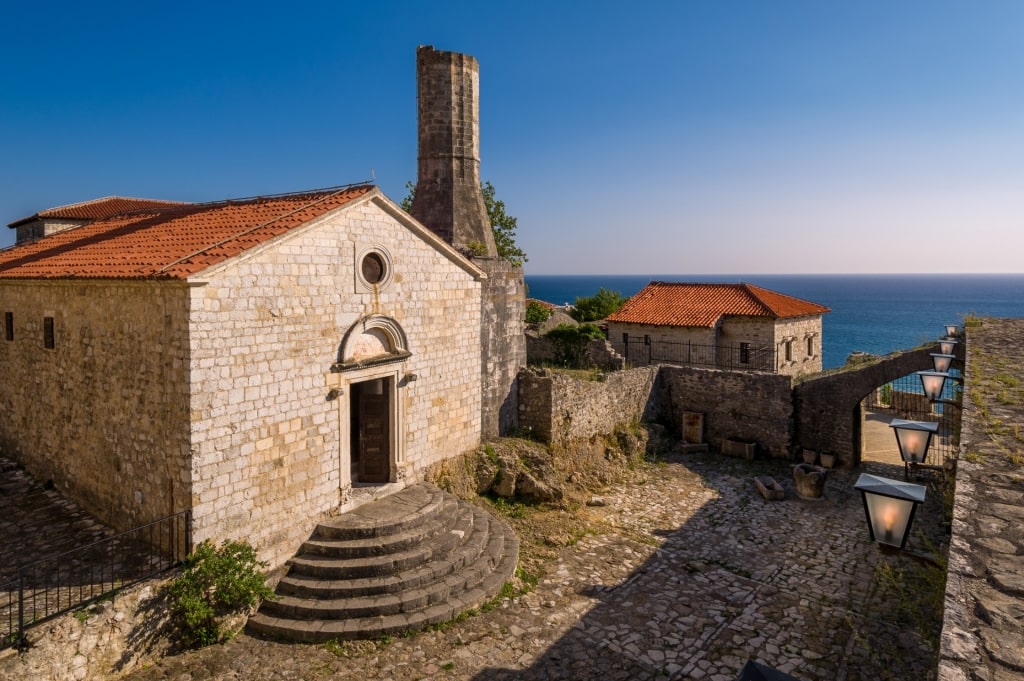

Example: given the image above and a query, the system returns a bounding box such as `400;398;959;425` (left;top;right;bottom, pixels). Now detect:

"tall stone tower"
411;45;525;439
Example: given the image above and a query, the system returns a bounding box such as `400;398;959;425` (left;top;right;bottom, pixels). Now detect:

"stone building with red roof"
0;47;525;571
605;282;830;377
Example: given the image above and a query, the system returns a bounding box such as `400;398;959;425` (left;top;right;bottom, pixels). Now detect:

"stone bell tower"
410;45;525;439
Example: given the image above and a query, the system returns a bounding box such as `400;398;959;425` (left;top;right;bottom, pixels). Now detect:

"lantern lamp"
930;353;954;373
944;324;958;338
854;473;926;550
939;339;958;356
889;418;940;479
918;371;949;402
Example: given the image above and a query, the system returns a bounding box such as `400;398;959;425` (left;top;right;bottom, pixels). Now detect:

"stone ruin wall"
517;366;660;447
659;366;794;458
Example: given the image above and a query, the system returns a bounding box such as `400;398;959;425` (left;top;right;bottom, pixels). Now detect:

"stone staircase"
247;483;519;642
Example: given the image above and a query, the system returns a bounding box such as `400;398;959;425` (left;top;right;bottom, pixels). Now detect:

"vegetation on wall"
400;180;527;267
569;288;626;323
545;323;604;368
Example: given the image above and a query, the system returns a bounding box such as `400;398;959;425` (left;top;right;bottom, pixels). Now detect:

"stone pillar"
411;45;497;256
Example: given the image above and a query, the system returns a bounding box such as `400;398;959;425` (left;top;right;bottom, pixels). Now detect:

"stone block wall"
659;366;794;458
517;366;660;447
187;196;484;569
0;280;192;530
476;257;525;438
526;332;625;371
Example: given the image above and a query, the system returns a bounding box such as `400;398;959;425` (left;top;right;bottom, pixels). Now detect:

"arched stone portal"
332;316;413;488
793;344;958;468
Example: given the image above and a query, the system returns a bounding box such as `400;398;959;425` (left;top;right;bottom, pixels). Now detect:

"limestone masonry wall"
517;366;660;447
660;366;794;458
477;257;526;438
0;280;192;530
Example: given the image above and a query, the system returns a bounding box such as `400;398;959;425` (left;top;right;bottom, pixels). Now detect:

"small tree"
166;539;275;647
545;323;604;368
570;288;626;323
525;300;553;325
400;181;527;267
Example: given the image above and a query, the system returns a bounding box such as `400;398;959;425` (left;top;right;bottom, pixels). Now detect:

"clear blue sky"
2;1;1022;274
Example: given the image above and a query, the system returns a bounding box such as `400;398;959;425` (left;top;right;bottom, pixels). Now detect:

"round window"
361;252;385;284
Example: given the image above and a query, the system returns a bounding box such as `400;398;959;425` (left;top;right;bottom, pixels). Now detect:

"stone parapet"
938;318;1024;680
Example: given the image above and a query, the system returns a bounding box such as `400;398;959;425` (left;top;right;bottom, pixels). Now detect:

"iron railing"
0;509;190;651
622;338;778;372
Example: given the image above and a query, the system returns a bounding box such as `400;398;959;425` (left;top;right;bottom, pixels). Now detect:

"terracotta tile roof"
605;282;830;328
8;197;191;228
0;185;375;280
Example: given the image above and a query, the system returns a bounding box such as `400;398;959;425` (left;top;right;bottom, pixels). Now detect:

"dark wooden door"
357;380;390;483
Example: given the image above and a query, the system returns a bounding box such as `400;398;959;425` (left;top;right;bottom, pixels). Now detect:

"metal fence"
623;338;778;372
866;370;963;466
1;509;190;651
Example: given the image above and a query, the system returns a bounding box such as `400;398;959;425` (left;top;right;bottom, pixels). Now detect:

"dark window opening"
361;252;385;284
807;336;814;357
43;317;55;349
784;340;793;362
740;342;750;364
644;334;651;346
4;312;12;341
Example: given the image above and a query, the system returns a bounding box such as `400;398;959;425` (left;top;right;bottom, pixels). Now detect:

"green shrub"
525;300;553;325
166;539;275;647
545;323;605;368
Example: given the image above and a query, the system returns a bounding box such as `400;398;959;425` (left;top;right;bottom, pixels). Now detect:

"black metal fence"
623;338;778;372
866;370;963;467
1;510;190;651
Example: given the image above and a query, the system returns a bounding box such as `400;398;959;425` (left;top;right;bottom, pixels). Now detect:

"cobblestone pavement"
114;446;947;681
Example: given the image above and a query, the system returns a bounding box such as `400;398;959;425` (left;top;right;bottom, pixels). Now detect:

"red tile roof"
605;282;830;328
0;185;375;280
8;197;191;228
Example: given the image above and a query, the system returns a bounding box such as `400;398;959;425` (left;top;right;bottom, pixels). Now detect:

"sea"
524;273;1024;370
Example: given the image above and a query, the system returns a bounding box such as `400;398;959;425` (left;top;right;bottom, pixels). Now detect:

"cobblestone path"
120;452;947;681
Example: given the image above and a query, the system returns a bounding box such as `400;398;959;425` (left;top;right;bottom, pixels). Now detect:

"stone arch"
335;315;411;369
793;344;953;468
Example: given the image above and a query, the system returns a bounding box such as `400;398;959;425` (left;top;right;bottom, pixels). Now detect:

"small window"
4;312;12;341
740;342;750;364
622;333;629;345
644;334;651;346
784;340;793;362
361;252;385;284
806;336;814;357
43;316;55;349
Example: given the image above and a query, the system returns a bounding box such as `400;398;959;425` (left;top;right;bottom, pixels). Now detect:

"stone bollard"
792;464;828;499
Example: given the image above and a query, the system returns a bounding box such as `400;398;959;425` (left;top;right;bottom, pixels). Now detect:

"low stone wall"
938;318;1024;680
659;366;794;458
517;366;659;447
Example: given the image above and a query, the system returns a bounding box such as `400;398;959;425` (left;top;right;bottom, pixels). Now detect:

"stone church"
0;46;524;570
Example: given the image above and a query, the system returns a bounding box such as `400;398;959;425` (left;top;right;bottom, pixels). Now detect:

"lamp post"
944;324;958;338
854;473;927;551
930;353;955;373
918;371;949;402
890;418;940;479
939;338;958;356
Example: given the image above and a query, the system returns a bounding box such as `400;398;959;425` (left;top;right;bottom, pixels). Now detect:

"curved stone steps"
301;496;461;559
247;483;519;642
276;507;492;599
285;505;481;580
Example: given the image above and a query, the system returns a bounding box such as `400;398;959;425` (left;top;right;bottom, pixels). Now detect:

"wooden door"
357;379;390;483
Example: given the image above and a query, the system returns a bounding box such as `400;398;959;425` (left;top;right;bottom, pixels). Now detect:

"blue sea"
525;274;1024;370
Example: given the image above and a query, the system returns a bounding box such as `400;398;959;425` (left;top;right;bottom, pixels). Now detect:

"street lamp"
931;353;955;373
939;338;958;356
918;371;949;402
944;324;958;338
890;418;940;479
854;473;927;551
